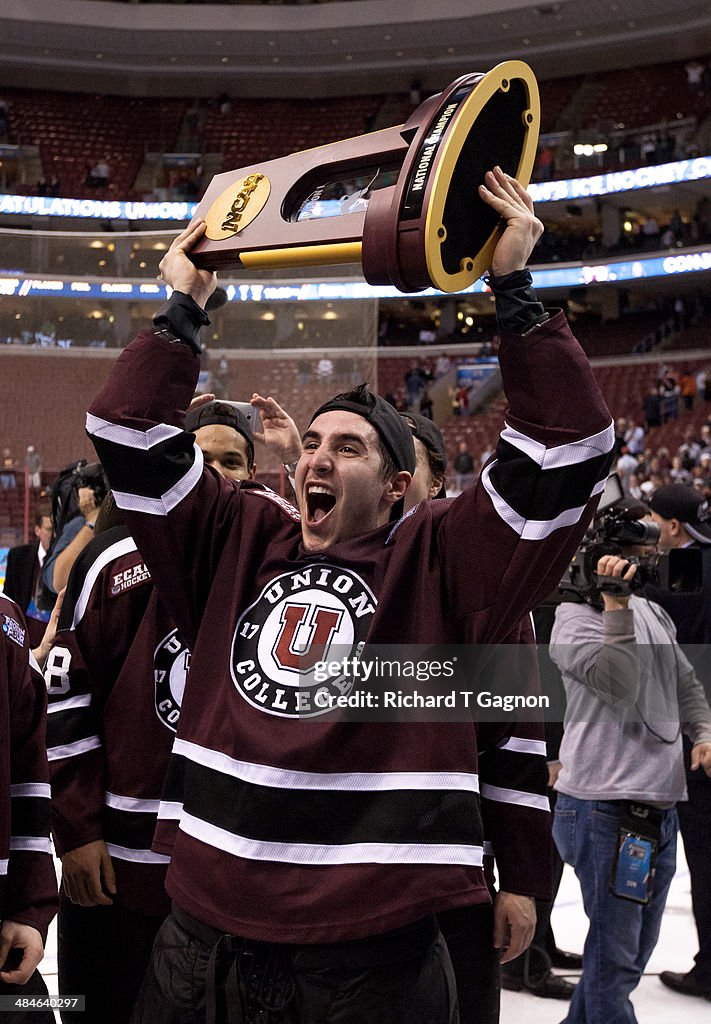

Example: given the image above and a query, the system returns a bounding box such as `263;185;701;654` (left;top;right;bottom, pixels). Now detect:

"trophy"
189;61;539;294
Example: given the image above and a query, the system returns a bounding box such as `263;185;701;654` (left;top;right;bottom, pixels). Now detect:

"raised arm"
441;169;614;640
87;224;243;647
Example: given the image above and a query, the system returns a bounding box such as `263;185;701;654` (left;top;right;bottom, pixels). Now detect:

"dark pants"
0;970;54;1024
131;905;458;1024
437;905;499;1024
58;893;165;1024
678;778;711;983
501;840;565;984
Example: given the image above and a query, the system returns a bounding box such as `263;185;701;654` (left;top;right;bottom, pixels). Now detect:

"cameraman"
550;536;711;1024
43;464;107;596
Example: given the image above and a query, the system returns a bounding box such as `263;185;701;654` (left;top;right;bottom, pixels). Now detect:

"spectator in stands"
623;420;645;455
679;427;702;470
614;418;628;456
456;384;471;417
0;448;17;490
86;158;110;188
659;368;680;421
615;446;639;493
453;440;475;492
537;145;555;181
642;215;660;247
315;355;334;384
643;388;662;429
3;506;53;647
670;455;693;485
686;58;706;96
25;446;41;490
217;91;232;115
680;369;697;411
551;539;711;1024
435;353;451;379
404;360;425;408
419;390;433;420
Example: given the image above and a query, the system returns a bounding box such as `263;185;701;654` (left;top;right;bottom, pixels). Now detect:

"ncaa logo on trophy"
189;61;540;294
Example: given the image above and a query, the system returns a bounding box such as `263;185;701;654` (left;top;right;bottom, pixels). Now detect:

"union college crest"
154;629;190;731
231;564;377;718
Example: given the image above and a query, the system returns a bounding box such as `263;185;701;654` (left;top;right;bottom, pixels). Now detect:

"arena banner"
1;156;711;223
2;249;711;306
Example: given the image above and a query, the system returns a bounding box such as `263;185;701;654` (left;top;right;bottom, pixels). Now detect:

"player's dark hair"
330;383;398;481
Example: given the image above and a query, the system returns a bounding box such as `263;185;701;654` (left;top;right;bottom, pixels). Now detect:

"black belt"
172;903;440;1023
173;904;295;1024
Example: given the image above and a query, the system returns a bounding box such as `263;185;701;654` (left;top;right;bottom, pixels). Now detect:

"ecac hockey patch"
111;562;151;596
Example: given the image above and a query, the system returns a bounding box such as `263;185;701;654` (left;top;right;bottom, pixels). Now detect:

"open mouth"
306;484;337;525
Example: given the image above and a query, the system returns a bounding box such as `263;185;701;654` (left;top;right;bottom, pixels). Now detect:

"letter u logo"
272;602;343;672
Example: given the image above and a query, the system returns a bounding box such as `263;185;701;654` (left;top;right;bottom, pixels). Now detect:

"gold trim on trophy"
423;60;540;293
205;173;272;241
240;241;363;269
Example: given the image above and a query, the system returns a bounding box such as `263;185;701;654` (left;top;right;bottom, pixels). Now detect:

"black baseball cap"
401;412;447;499
310;384;416;476
648;484;711;544
185;400;255;469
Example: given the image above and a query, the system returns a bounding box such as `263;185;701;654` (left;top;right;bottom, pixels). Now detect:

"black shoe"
659;971;711;999
549;948;583;970
502;970;576;1000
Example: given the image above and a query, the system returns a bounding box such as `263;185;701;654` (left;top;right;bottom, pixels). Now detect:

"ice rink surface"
41;839;706;1022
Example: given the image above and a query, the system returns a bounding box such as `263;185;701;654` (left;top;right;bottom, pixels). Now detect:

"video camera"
560;474;702;600
74;461;108;506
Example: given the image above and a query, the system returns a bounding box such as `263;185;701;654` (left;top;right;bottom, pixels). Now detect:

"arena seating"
201;95;381;170
3;342;711;537
5;91;186;199
0;56;707;198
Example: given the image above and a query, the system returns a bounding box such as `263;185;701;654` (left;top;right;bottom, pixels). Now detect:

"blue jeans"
553;795;678;1024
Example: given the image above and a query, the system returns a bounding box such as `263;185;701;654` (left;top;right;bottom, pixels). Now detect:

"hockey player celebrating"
87;168;614;1024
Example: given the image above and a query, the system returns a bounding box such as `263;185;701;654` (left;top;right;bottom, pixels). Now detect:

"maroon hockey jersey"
45;525;185;917
0;594;57;942
87;311;613;943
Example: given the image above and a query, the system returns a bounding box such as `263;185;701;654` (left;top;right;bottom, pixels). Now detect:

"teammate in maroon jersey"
0;595;57;1024
46;402;256;1024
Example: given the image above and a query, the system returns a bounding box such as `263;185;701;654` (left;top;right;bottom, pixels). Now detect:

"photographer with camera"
42;463;107;597
550;501;711;1024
